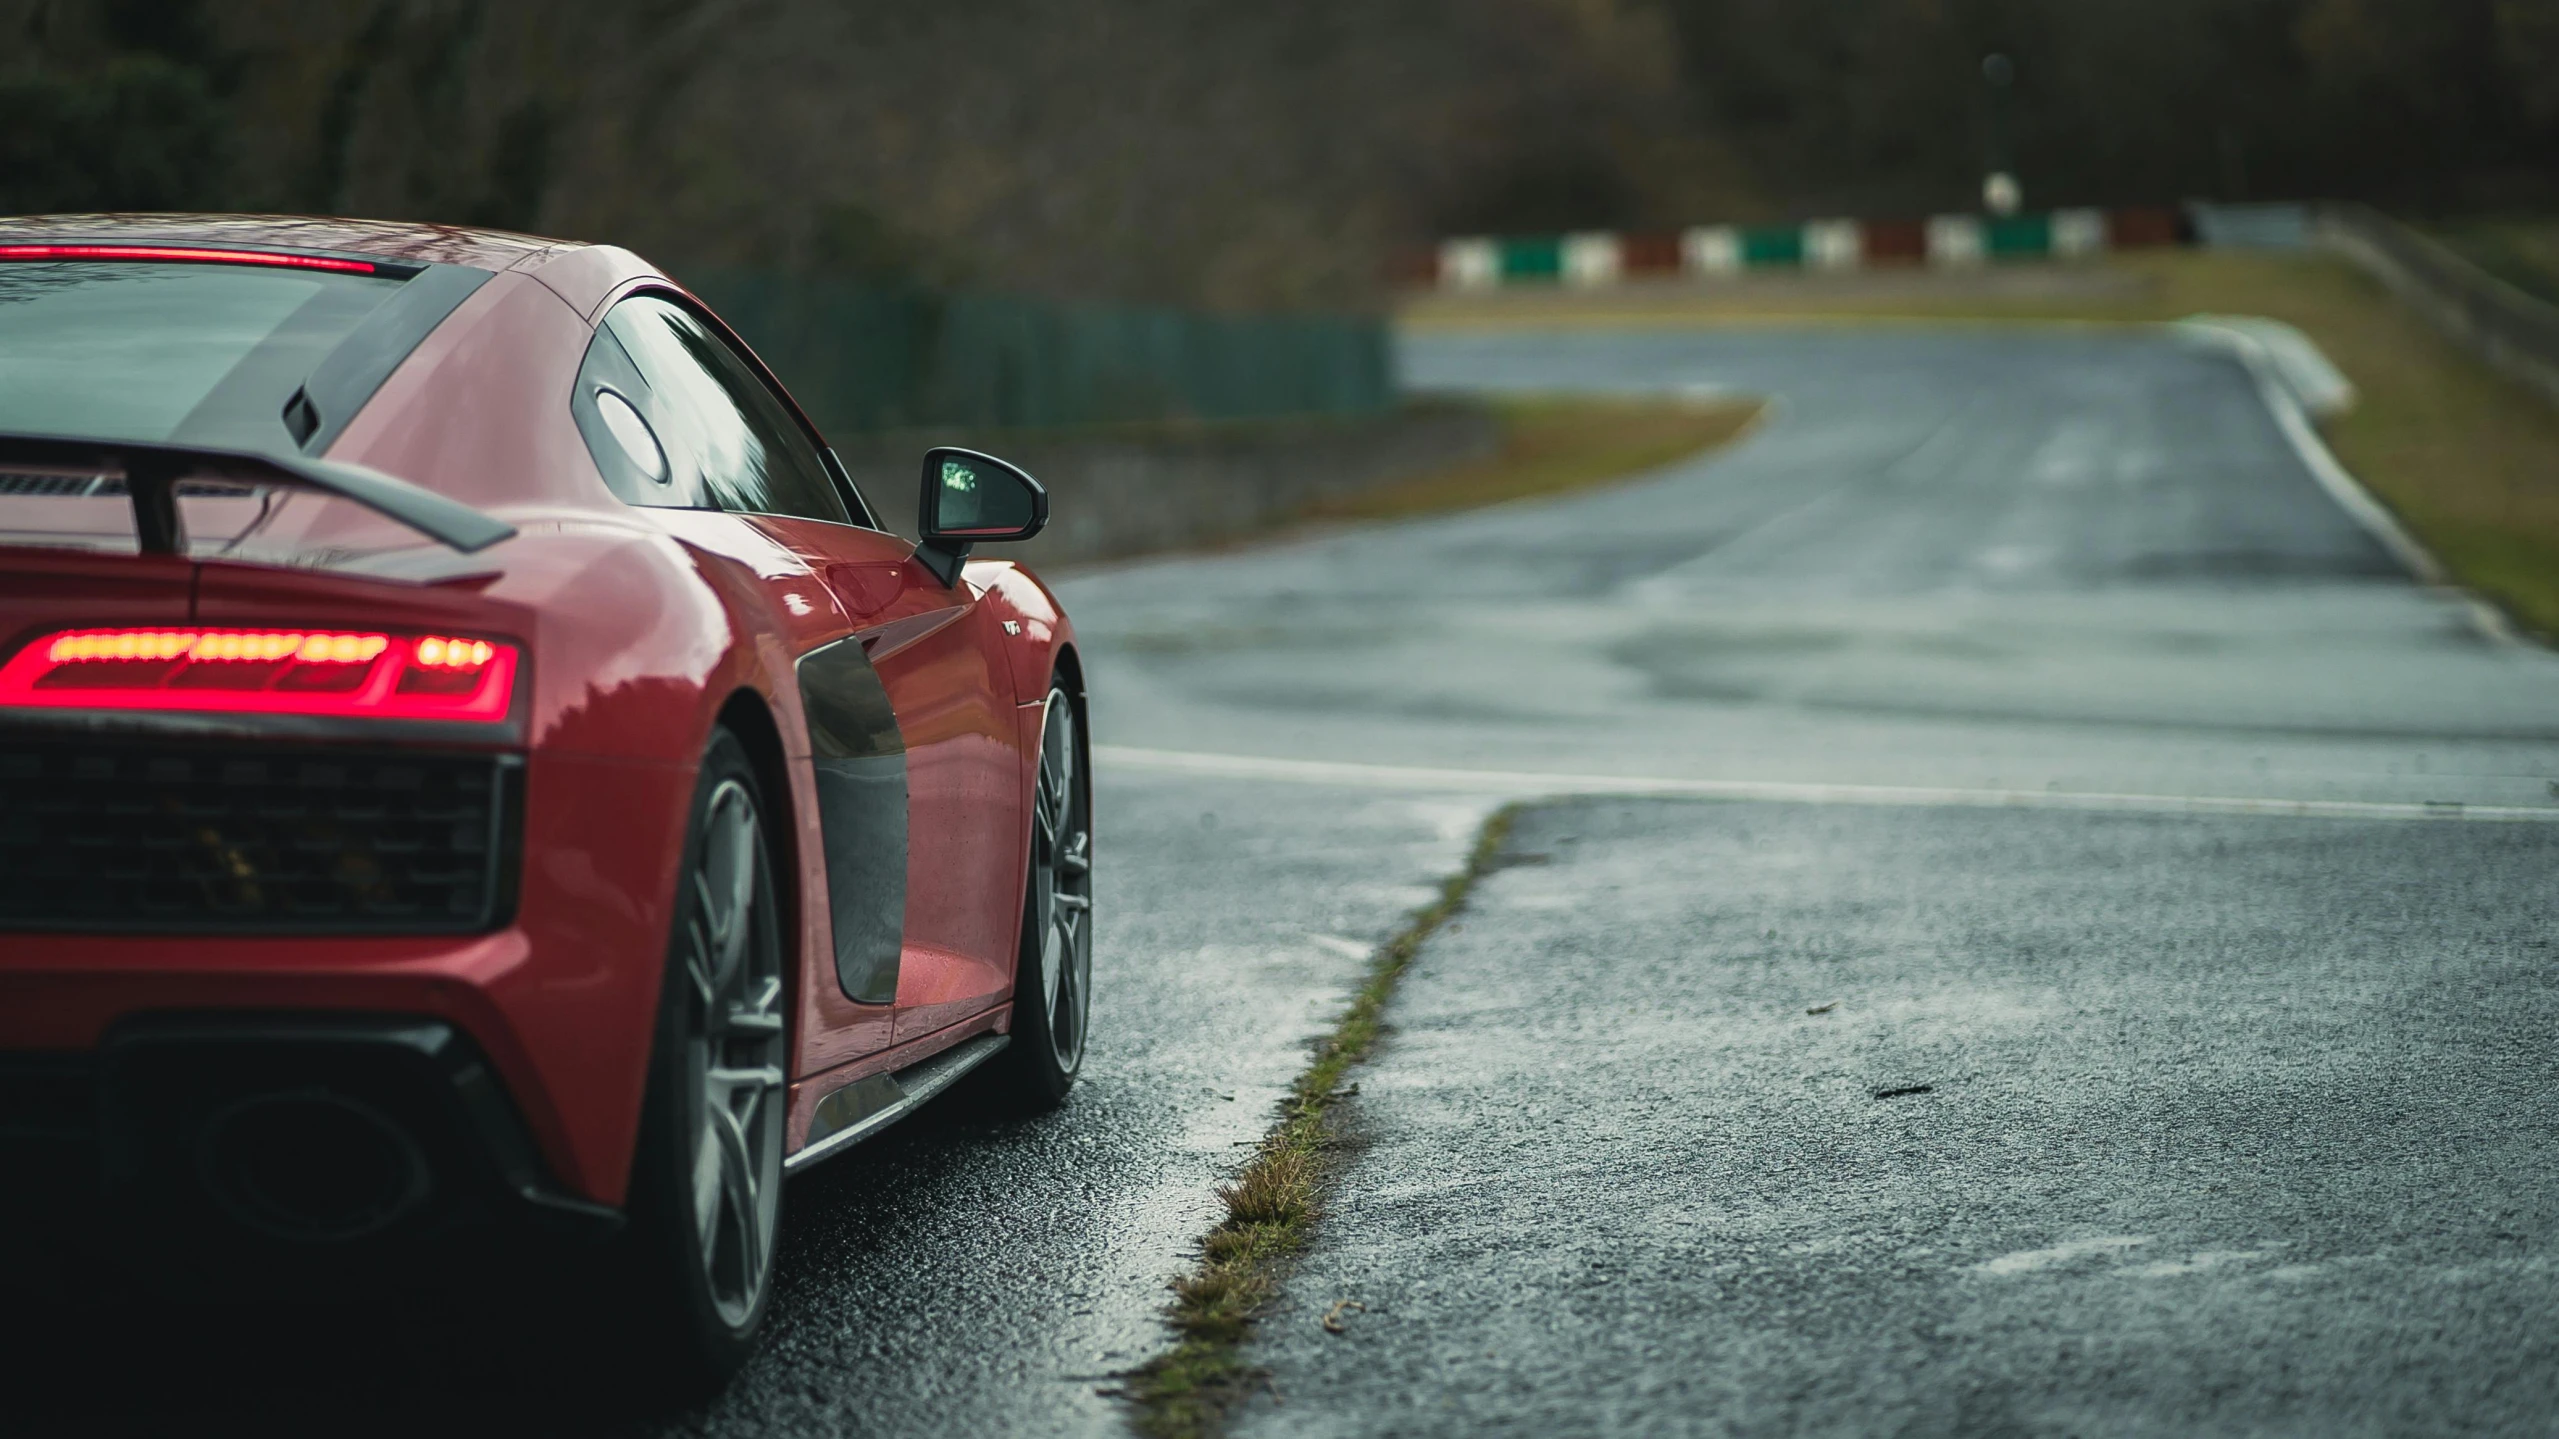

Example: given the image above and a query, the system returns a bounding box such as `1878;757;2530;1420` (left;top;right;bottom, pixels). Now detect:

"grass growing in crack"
1126;806;1520;1439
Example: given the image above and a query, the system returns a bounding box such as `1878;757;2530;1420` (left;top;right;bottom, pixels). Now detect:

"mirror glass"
929;452;1039;535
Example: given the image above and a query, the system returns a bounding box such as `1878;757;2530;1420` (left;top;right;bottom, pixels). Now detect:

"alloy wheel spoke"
1034;764;1063;848
709;1100;763;1289
722;974;786;1037
692;1113;724;1252
712;810;759;985
708;1063;786;1094
686;913;719;1007
680;775;782;1320
1040;914;1065;1011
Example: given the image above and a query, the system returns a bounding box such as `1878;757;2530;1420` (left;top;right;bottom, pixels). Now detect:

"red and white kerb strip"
0;243;381;275
0;627;517;721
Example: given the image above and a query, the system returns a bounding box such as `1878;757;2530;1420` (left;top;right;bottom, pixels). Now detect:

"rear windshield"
0;261;407;451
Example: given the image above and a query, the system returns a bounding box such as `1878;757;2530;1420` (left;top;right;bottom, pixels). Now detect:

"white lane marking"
1096;745;2559;823
1975;1235;2153;1276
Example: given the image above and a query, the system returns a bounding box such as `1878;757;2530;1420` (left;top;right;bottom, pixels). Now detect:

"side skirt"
782;1033;1008;1175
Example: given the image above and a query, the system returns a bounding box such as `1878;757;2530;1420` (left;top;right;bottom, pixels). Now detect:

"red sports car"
0;215;1092;1384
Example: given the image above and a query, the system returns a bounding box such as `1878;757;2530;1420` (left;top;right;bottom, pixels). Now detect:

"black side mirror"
915;447;1048;586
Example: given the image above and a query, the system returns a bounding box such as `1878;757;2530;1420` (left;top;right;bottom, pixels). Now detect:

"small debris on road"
1806;999;1840;1015
1872;1084;1935;1100
1321;1299;1367;1334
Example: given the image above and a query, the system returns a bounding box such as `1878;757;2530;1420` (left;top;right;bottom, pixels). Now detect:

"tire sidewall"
623;728;783;1387
1002;679;1091;1106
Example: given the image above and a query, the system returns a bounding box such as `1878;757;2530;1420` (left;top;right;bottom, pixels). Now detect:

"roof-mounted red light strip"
0;243;380;275
0;627;517;721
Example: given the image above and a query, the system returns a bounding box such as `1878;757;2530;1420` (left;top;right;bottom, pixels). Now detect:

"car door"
809;544;1027;1045
576;294;1024;1060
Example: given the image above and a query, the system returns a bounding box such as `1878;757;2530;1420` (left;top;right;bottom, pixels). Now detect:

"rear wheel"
990;681;1091;1108
613;729;788;1394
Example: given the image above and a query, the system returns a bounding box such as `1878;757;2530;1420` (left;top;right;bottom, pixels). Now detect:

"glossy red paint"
0;215;1077;1209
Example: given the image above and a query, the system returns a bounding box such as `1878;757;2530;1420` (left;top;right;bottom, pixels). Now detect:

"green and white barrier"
1426;205;2194;289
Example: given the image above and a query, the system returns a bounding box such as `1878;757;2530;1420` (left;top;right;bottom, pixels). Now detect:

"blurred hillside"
1656;0;2559;221
0;0;1731;311
3;0;2553;312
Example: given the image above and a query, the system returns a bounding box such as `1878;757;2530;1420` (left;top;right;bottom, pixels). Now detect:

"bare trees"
5;0;2553;312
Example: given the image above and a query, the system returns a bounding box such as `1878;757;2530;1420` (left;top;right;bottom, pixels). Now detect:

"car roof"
0;212;584;272
0;212;668;321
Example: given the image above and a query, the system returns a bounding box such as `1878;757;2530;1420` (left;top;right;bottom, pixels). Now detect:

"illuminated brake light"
0;627;516;721
0;243;380;275
413;636;494;669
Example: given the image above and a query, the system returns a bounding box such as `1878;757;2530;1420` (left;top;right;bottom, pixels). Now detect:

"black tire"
989;678;1093;1109
608;728;790;1397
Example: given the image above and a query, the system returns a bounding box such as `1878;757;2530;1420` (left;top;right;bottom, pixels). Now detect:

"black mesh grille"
0;738;514;932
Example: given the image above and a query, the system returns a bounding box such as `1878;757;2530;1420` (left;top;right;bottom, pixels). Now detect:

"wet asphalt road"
1238;800;2559;1437
649;777;1485;1438
1078;328;2559;805
20;323;2559;1436
1062;326;2559;1435
2;775;1482;1438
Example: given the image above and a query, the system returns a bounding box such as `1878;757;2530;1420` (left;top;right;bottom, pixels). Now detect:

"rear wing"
0;432;515;555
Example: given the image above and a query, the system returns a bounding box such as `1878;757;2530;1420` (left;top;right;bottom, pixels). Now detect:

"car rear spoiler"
0;432;516;555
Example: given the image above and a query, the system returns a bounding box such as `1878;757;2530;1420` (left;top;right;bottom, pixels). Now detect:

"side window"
572;294;857;526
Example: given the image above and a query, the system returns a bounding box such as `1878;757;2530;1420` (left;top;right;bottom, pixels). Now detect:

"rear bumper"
0;1013;618;1292
0;749;698;1206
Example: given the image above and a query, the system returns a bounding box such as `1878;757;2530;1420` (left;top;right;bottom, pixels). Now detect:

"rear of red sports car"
0;218;817;1344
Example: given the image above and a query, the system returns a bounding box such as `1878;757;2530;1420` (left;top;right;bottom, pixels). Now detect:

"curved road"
14;324;2559;1436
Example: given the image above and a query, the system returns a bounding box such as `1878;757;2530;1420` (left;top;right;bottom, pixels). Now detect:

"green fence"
687;273;1393;435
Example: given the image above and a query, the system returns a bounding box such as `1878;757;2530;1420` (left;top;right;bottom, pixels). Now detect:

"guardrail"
2315;204;2559;410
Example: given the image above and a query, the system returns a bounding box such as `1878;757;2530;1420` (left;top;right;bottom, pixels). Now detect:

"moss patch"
1125;806;1519;1439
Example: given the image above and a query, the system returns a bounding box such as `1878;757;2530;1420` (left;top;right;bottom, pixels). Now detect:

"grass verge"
1299;394;1764;524
1125;804;1520;1439
1406;250;2559;637
2429;219;2559;308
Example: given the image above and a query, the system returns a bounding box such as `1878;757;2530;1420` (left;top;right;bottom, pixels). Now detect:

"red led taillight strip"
0;627;517;721
0;244;380;275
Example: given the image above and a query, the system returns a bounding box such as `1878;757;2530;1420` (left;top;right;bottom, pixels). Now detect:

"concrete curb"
2173;316;2442;588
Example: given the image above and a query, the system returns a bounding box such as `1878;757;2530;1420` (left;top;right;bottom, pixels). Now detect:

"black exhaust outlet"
94;1015;620;1289
193;1089;432;1243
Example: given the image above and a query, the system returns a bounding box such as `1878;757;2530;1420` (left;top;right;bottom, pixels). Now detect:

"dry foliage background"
0;0;1728;310
3;0;2555;312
